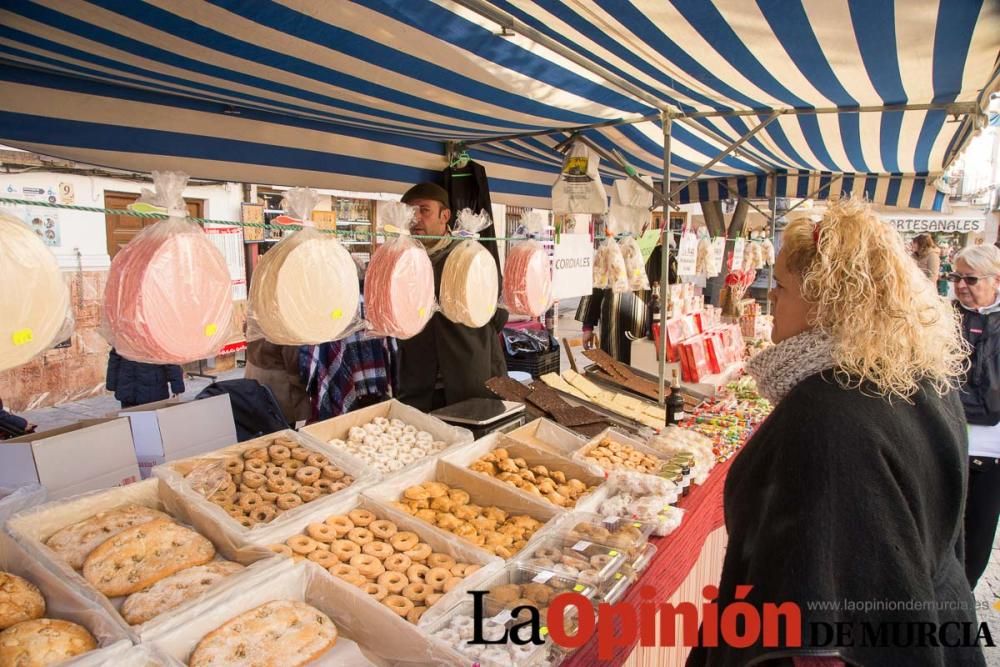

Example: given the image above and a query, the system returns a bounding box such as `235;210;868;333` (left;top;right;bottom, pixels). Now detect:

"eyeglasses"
946;273;992;286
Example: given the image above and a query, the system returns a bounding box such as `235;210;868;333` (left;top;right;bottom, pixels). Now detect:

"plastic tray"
627;542;657;576
559;512;655;559
517;535;628;587
601;568;636;604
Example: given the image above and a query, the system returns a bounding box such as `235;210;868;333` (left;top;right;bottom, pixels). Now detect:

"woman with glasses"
950;245;1000;590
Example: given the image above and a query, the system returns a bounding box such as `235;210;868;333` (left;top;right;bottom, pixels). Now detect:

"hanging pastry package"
247;188;361;344
502;210;552;317
610;177;653;235
593;238;629;294
440;209;499;328
102;171;233;364
364;202;437;339
619;235;649;291
551;140;608;215
0;209;73;373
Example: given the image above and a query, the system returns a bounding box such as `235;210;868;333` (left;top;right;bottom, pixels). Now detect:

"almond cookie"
45;504;172;571
121;561;244;625
189;600;337;667
0;618;96;666
83;519;215;597
0;572;45;630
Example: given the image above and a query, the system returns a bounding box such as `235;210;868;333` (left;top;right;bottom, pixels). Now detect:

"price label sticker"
491;610;513;625
573;584;586;592
603;516;620;525
11;328;33;346
608;550;619;557
571;540;591;552
532;571;554;584
204;323;218;337
331;309;343;320
540;626;550;637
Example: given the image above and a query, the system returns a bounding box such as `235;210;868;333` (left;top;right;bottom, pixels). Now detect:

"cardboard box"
118;395;237;478
504;418;586;457
0;419;140;499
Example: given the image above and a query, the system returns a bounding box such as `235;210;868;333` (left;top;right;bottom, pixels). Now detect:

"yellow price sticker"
633;269;641;276
331;309;343;320
615;573;623;580
573;584;585;592
540;626;550;637
204;323;218;337
418;308;426;317
11;328;33;346
608;550;618;557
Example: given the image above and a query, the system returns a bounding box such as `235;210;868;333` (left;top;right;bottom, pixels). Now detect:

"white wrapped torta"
103;171;233;364
247;188;360;344
0;210;71;372
440;209;498;328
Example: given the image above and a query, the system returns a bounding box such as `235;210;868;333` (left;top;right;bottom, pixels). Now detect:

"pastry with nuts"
468;447;595;508
581;437;663;474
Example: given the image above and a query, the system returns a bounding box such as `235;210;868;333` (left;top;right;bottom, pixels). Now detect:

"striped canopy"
0;0;996;210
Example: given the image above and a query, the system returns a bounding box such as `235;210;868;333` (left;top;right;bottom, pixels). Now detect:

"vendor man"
396;182;508;411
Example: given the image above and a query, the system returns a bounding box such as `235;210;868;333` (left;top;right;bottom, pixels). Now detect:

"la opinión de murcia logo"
468;586;995;660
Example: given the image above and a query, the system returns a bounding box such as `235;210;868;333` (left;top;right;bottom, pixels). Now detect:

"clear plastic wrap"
502;209;552;317
0;483;46;525
102;171;233;364
619;235;650;291
552;140;609;215
363;202;436;339
440;209;499;328
594;469;684;537
247;188;361;344
609;177;654;235
4;479;275;641
0;209;73;373
592;237;628;293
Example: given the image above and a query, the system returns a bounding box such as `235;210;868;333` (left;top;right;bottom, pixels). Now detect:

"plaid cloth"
300;331;397;422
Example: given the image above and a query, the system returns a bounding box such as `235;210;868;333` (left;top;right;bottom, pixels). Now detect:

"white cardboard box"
118;394;237;478
0;418;140;499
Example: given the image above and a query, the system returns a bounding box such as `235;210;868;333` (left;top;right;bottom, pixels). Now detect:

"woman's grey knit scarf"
746;328;836;405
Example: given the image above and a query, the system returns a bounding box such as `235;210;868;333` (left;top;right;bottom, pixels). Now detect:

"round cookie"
0;618;96;665
0;572;45;630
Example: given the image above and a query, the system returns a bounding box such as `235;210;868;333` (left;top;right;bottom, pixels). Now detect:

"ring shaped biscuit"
250;505;277;523
406;563;429;583
332;540;361;562
242;471;265;489
308;550;340;569
276;493;303;510
265;466;286;480
350;554;385;579
267;477;296;494
268;444;291;462
390;531;419;552
348;509;376;527
237;492;263;510
282;460;304;473
362;541;393;560
364;582;388;601
384;553;412;573
290;447;311;461
369;520;398;540
224;457;245;475
297;486;321;503
313;479;336;494
295;466;321;485
306;453;328;468
406;605;428;625
268;543;293;557
404;543;432;562
425;567;451;591
384;594;414;617
288;535;319;555
323;466;345;481
450;563;469;577
377;571;408;594
307;522;339;543
324;515;354;537
347;528;374;545
258;489;279;503
237;516;255;528
402;582;430;603
427;553;456;570
244;448;269;462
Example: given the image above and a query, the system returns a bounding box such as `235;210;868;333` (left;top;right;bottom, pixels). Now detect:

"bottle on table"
665;370;686;426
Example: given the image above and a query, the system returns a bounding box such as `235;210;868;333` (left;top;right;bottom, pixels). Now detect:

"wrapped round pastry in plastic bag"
594;238;629;294
619;236;649;291
247;188;361;344
364;202;436;338
440;209;499;327
103;171;233;364
0;210;73;372
502;210;551;317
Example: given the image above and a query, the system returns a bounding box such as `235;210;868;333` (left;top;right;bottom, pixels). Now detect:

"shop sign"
676;231;698;276
552;233;594;299
883;214;985;233
730;238;745;271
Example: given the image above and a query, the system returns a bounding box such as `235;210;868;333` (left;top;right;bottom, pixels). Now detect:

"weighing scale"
430;398;526;439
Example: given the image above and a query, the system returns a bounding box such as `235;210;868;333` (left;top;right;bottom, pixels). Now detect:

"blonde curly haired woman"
687;199;984;667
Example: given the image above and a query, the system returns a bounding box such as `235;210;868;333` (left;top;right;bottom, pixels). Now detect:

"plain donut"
390;531;419;552
306;522;338;543
384;553;412;573
348;509;376;527
369;519;398;540
364;582;388;601
331;539;361;562
324;515;354;537
424;567;451;591
383;594;414;617
377;571;408;594
362;541;394;560
350;554;385;579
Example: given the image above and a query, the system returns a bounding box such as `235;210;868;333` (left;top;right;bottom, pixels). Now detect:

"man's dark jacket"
687;371;984;667
397;240;507;411
106;348;185;407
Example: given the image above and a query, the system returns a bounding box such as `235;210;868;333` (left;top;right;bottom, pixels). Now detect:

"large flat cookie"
0;618;97;666
45;504;171;570
189;600;337;667
82;519;216;597
0;572;45;630
122;561;244;626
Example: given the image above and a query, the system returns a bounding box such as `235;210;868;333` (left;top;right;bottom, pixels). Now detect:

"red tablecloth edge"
559;455;734;667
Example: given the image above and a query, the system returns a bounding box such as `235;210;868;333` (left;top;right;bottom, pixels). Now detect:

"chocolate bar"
485;376;531;402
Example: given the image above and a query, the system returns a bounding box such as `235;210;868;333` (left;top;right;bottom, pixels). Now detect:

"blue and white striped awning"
0;1;996;210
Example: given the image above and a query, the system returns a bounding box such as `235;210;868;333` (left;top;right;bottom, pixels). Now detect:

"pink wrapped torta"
365;240;435;338
0;211;71;372
503;242;551;317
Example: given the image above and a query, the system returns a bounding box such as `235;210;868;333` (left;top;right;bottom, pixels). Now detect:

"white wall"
0;172;243;270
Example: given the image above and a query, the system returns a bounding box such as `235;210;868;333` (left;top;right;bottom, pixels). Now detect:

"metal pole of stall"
658;112;673;406
767;174;778;316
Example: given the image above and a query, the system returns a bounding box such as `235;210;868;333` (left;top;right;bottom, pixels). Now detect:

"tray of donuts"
153;429;377;556
442;432;607;514
256;493;504;629
142;557;471;667
364;457;562;562
299;398;475;480
4;478;278;641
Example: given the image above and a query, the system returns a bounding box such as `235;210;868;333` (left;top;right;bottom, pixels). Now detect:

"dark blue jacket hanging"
106;348;185;407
